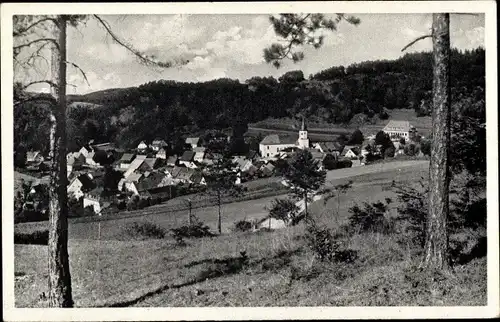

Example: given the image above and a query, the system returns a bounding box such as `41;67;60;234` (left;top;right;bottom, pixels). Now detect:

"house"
83;187;108;215
179;151;197;168
156;148;167;159
341;145;361;159
26;151;44;163
67;174;95;200
313;141;343;158
382;120;413;142
118;153;135;169
259;134;298;158
166;155;178;166
78;145;93;159
67;152;85;176
139;158;159;171
260;163;275;177
119;172;143;193
233;156;253;172
123;154;148;178
85;151;99;167
150;139;168;152
136;141;148;152
185;137;201;149
193;147;206;162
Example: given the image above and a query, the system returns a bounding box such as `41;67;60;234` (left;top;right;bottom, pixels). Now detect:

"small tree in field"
283;149;326;219
268;198;302;226
348;129;364;145
205;156;243;234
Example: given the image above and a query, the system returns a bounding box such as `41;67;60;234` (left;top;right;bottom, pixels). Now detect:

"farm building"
382;120;417;142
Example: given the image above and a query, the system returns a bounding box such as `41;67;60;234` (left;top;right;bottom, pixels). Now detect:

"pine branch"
21;80;57;90
13;17;57;37
401;34;432;52
64;61;90;86
14;38;59;57
93;14;188;68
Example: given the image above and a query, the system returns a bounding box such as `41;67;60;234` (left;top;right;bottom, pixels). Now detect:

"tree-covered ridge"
16;48;484;153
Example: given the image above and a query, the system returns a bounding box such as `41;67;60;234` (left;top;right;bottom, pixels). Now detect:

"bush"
14;209;47;224
14;230;48;245
304;219;358;263
347;200;395;234
322;154;338;170
171;221;214;240
348;129;364;145
122;221;166;240
394;181;428;247
233;220;253;232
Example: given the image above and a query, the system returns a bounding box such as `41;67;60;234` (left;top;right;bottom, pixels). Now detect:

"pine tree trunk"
422;13;451;270
48;15;73;307
217;190;222;234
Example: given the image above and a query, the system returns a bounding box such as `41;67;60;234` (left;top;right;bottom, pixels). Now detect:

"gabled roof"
342;145;361;156
151;139;167;146
91;142;115;152
143;158;158;169
193;146;206;153
176;167;195;181
185;137;200;145
260;134;298;145
26;151;41;159
156;147;167;154
125;172;143;182
137;141;148;147
119;153;135;163
316;141;343;153
180;151;195;162
383;120;411;133
135;172;167;192
166;155;178;164
75;174;95;191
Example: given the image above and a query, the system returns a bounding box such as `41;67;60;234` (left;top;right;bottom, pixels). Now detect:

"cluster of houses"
21;118;421;217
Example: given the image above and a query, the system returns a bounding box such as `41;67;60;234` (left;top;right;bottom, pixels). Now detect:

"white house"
83;195;102;215
193;147;206;163
26;151;44;163
78;145;93;159
85;151;99;167
179;151;197;169
67;174;94;200
382;120;413;142
150;139;168;152
156;148;167;160
259;117;310;158
185;137;200;149
137;141;148;151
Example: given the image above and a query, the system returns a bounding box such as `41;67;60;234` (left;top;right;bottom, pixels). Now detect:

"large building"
259;117;310;158
382;120;416;142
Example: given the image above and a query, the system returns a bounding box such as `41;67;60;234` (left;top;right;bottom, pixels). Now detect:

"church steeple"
298;115;309;149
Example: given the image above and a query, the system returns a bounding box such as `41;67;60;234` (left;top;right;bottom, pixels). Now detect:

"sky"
15;13;485;95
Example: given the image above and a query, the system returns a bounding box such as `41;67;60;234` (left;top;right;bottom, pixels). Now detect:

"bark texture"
48;15;73;307
422;13;451;270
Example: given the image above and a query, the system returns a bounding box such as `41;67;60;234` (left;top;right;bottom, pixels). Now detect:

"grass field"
13;160;486;308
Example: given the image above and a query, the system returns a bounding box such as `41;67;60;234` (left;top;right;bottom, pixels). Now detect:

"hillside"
15;48;484;153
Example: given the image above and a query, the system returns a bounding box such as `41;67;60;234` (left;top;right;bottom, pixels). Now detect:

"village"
16;118;426;221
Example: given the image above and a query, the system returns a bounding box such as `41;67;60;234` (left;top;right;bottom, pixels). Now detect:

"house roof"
170;166;184;178
308;149;326;161
166;155;178;164
383;120;411;133
316;141;343;153
342;145;361;156
176;167;195;181
75;174;95;191
137;141;148;147
143;158;158;169
185;137;200;145
91;142;115;152
193;146;206;153
119;153;135;163
27;151;40;159
156;148;167;154
260;134;298;145
135;172;167;192
151;139;167;146
180;151;195;162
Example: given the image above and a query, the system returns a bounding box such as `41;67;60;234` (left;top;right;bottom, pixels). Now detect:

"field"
13;160;487;307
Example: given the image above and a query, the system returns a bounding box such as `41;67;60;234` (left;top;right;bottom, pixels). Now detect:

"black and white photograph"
2;1;498;320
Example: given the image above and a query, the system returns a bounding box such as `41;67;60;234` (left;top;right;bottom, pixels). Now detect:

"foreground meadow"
14;160;486;307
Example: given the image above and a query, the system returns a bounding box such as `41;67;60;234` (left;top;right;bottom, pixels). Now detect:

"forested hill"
16;48;484;154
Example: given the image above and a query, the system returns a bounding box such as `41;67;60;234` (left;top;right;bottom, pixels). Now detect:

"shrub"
122;221;166;240
268;198;302;226
126;195;140;211
394;181;428;247
347;200;395;234
348;129;364;145
233;220;253;232
171;221;214;240
14;230;48;245
304;219;358;263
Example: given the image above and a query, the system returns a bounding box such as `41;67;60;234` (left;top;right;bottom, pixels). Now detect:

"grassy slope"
14;160;486;307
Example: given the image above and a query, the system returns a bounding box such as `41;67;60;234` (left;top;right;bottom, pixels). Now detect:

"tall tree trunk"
422;13;451;270
304;189;308;220
48;15;73;307
217;190;222;234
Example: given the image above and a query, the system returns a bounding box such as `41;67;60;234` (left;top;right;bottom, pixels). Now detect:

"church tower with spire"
297;116;309;149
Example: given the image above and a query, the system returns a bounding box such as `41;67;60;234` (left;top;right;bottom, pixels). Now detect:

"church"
259;117;310;158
